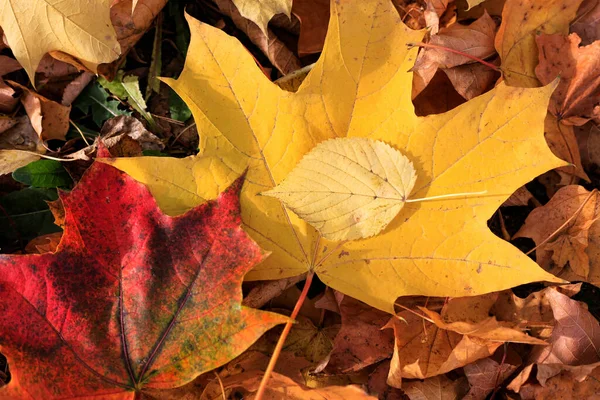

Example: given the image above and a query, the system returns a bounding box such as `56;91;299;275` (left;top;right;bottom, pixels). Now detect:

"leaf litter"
1;0;600;398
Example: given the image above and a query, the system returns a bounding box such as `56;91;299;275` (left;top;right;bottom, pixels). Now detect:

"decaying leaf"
402;374;469;400
514;185;599;280
108;0;563;313
463;351;521;399
0;157;286;398
293;0;329;56
571;0;600;45
495;0;583;87
231;0;292;36
544;113;590;183
535;33;600;125
14;83;71;141
0;0;120;83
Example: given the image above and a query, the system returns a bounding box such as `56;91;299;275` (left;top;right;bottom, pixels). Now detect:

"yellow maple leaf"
0;0;120;83
107;0;564;313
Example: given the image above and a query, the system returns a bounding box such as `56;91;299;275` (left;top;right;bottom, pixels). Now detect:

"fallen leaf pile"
1;0;600;398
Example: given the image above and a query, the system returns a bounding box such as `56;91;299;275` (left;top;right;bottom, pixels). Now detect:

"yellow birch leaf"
263;138;417;241
231;0;292;35
0;0;120;83
495;0;583;87
106;0;564;313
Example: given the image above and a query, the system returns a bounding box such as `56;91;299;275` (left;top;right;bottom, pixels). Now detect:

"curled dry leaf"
0;79;19;114
0;158;287;398
0;0;120;83
510;288;600;391
108;0;564;313
403;374;469;400
213;0;301;75
231;0;292;36
263;138;417;241
412;11;497;96
495;0;583;87
535;33;600;125
514;185;599;281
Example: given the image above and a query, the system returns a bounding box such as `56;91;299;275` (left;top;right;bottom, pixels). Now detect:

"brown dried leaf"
503;186;534;207
535;33;600;125
25;232;62;254
412;11;496;95
442;60;499;100
402;374;469;400
571;0;600;46
517;366;600;399
463;350;521;399
0;78;19;113
320;295;394;373
212;0;301;75
293;0;329;56
0;55;22;76
514;185;599;279
544;113;590;182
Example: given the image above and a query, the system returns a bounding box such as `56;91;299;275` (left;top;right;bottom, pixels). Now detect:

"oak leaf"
0;156;286;398
495;0;583;87
107;0;563;313
0;0;120;83
535;33;600;125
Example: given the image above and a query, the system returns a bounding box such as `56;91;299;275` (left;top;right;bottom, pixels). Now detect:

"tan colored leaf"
442;61;500;100
0;78;19;113
495;0;583;87
514;185;599;279
0;150;39;175
231;0;292;36
263;138;417;241
503;186;534;207
463;351;521;399
16;84;71;141
25;232;62;254
535;33;600;125
0;0;120;83
403;375;469;400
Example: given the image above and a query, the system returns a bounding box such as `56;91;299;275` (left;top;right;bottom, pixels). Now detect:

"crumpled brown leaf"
514;185;599;281
315;294;394;374
412;11;497;97
462;349;521;399
402;374;469;400
509;288;600;392
213;0;301;75
571;0;600;46
535;33;600;125
544;113;590;183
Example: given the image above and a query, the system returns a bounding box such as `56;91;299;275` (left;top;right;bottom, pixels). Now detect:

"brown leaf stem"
254;271;315;400
408;42;500;71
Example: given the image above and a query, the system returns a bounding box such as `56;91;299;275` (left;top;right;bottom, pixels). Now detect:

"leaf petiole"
406;190;488;203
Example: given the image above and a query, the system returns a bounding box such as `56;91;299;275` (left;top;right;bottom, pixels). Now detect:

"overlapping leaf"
108;0;563;312
0;155;286;398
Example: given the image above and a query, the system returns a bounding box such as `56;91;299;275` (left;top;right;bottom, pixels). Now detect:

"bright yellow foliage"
0;0;120;82
232;0;292;35
263;138;417;241
108;0;564;313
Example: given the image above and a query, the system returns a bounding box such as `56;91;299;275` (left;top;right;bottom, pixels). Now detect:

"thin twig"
213;371;226;400
254;272;315;400
407;42;500;71
526;189;598;255
70;119;90;146
394;302;435;323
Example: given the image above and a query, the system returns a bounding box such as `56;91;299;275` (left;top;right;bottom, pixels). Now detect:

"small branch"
407;42;500;71
254;271;315;400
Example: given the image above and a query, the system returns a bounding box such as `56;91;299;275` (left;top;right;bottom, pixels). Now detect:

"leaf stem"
407;42;500;71
254;271;315;400
406;190;487;203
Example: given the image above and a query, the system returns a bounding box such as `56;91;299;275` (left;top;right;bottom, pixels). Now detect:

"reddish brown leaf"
442;60;500;100
402;374;469;400
462;349;521;399
412;11;497;96
293;0;329;56
535;33;600;125
318;294;394;373
544;113;590;182
0;158;286;398
571;0;600;45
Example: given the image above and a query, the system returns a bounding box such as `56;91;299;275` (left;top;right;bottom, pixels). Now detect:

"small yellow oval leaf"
263;138;417;241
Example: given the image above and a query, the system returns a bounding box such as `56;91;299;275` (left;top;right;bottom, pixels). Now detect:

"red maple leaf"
0;154;286;399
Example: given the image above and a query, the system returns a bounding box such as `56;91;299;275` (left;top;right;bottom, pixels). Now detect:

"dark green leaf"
169;90;192;122
0;188;61;249
12;160;73;188
74;81;130;127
